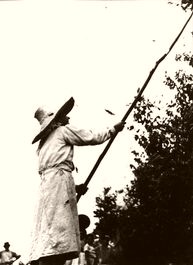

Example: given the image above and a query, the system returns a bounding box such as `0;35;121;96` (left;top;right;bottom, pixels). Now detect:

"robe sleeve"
60;124;116;146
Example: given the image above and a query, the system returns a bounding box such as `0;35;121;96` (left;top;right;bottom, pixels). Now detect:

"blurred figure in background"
0;242;21;265
71;214;90;265
84;234;97;265
100;237;115;265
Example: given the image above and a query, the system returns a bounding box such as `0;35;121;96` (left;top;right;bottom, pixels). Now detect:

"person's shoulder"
57;124;70;130
57;124;78;133
10;251;17;257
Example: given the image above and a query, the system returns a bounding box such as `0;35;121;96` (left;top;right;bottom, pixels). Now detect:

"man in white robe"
29;97;125;265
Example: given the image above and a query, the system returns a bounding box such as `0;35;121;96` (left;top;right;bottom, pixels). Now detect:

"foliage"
94;51;193;265
169;0;193;11
93;187;121;240
93;1;193;262
125;52;193;265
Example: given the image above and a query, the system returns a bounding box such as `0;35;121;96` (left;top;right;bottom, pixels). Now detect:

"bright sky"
0;0;192;262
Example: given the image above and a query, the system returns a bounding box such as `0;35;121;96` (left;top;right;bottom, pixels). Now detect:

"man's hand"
114;121;125;132
76;184;88;196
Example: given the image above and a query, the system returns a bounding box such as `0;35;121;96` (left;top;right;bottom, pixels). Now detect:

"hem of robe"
30;251;79;264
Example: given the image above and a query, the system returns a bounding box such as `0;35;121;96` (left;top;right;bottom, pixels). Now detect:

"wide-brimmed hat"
32;97;75;144
79;214;90;230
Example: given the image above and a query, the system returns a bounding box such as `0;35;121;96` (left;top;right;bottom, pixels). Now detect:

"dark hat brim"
79;214;90;230
32;97;75;144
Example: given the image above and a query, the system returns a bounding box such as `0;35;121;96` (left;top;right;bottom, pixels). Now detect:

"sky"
0;0;192;262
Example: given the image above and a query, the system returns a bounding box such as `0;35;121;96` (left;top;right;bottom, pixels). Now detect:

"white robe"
29;124;114;262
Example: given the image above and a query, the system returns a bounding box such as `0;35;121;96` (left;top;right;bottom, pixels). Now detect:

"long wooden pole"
77;10;193;202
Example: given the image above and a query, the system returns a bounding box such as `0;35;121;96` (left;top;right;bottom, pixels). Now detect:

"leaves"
93;50;193;265
123;50;193;265
92;7;193;263
169;0;193;10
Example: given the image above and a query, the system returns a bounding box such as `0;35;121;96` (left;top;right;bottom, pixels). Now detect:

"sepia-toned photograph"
0;0;192;265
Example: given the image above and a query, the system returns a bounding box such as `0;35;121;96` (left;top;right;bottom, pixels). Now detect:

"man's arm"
11;252;21;262
61;121;125;146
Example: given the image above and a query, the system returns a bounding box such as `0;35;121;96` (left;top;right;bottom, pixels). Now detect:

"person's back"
38;123;120;173
38;125;75;173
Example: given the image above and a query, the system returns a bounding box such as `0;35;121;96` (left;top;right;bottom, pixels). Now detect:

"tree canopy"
94;3;193;264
